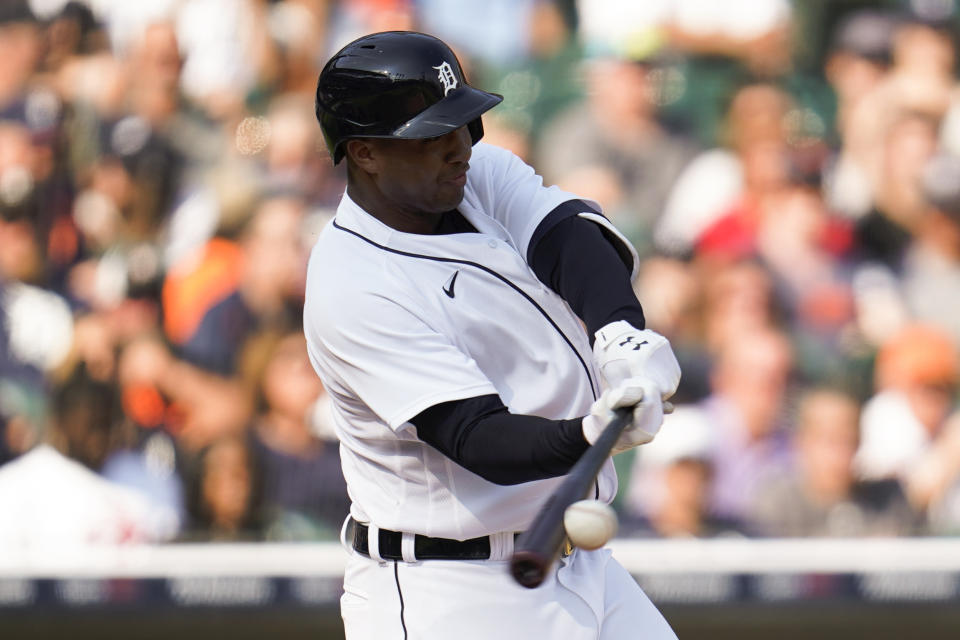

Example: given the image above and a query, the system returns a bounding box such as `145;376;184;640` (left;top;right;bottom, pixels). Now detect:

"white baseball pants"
339;543;678;639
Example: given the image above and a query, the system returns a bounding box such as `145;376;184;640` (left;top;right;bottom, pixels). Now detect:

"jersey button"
487;239;498;249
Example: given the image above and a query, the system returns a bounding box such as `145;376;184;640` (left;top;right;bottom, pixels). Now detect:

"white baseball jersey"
303;142;638;540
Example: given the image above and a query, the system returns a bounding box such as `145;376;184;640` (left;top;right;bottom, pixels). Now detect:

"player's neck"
346;184;442;234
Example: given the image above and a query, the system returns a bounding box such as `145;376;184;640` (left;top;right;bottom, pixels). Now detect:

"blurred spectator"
576;0;670;63
824;9;895;143
662;0;794;146
0;365;167;547
856;324;960;516
100;193;311;459
0;77;74;292
99;427;185;542
822;9;896;219
476;1;585;153
853;110;941;271
698;259;779;355
0;1;43;115
0;444;158;547
837;12;954;261
627;327;794;522
0;239;73;460
256;93;345;204
326;0;413;54
536;49;698;249
174;0;279;120
40;1;106;73
655;82;795;256
633;256;700;339
621;406;743;538
246;329;350;540
53;6;122;116
181;432;265;541
46;365;117;471
698;327;794;520
162;194;308;376
644;258;781;404
925;413;960;534
115;330;251;454
755;180;862;390
757;181;853;324
749;388;919;537
122;21;219;156
263;0;338;96
413;0;536;70
902;153;960;345
665;0;794;77
579;0;794;144
64;20;222;313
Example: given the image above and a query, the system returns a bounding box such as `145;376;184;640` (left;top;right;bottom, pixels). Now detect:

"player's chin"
433;184;466;210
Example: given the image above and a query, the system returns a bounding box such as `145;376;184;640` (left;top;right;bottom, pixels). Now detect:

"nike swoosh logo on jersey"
443;270;459;298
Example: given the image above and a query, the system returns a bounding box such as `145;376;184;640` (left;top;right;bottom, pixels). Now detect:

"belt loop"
340;515;352;550
488;532;514;561
400;532;417;563
368;523;384;563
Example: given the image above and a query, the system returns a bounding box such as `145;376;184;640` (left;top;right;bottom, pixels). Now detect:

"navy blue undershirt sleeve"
529;206;645;341
410;394;589;485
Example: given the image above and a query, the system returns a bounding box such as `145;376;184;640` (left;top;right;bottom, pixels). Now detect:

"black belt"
346;517;511;561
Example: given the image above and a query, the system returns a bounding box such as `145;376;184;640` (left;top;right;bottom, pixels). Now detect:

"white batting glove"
593;320;681;400
581;377;665;455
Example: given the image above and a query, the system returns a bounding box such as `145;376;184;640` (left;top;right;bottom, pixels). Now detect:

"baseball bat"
509;405;635;589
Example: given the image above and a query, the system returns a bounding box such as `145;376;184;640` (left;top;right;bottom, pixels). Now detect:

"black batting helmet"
315;31;503;164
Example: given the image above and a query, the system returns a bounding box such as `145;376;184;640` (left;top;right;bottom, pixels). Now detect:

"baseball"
563;500;618;550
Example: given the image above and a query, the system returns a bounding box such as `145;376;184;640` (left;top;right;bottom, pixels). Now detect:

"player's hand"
581;377;664;454
593;320;681;400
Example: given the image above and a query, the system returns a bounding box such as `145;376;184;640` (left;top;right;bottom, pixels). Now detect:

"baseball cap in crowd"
875;324;960;390
921;153;960;221
830;9;898;63
96;115;182;203
635;406;714;468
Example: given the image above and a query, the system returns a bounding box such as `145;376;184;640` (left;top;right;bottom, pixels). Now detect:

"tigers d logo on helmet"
433;61;459;96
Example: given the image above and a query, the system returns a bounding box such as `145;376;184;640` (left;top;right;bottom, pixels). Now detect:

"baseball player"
304;31;682;639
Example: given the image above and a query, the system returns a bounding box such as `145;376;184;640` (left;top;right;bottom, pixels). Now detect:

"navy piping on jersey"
332;219;599;399
394;561;407;639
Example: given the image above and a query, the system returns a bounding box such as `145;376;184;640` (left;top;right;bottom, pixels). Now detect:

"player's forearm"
529;214;645;342
410;394;589;485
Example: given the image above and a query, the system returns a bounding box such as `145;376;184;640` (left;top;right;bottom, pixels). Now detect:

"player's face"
367;126;473;218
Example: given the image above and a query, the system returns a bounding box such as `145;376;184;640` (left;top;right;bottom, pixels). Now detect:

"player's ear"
345;139;379;173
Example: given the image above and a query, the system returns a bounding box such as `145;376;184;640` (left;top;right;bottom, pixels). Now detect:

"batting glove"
593;320;681;400
581;377;664;455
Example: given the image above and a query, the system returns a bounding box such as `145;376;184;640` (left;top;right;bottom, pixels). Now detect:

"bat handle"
510;550;549;588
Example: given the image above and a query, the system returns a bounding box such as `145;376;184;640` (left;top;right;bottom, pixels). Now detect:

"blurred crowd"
1;0;959;546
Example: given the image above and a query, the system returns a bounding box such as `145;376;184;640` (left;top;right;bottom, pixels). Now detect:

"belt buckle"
561;538;574;558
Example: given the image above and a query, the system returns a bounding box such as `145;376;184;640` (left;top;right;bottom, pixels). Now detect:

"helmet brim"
392;86;503;139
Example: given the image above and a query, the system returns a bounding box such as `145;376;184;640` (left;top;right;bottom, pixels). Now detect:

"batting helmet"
315;31;503;164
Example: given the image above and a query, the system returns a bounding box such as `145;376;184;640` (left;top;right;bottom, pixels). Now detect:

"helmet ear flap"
467;118;484;145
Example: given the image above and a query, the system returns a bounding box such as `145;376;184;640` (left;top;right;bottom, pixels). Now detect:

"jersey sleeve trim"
577;211;640;281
